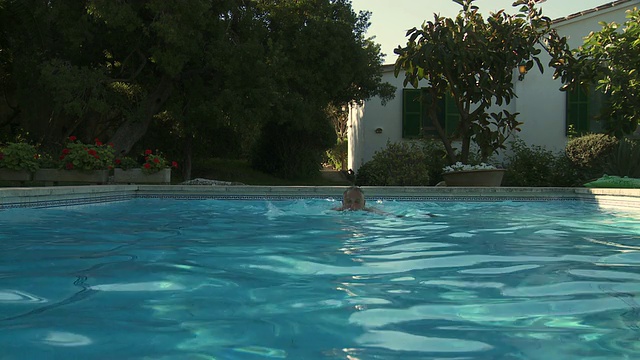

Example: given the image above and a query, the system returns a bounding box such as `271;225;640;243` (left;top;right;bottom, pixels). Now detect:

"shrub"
251;120;335;180
325;138;348;170
422;140;447;185
565;133;619;179
58;136;115;171
503;139;581;187
355;141;430;186
141;149;178;174
0;142;40;172
605;138;640;178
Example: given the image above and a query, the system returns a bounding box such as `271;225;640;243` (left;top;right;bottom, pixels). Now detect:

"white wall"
514;2;638;151
349;1;639;171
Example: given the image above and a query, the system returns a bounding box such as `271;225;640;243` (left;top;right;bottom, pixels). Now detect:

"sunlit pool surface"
1;198;639;359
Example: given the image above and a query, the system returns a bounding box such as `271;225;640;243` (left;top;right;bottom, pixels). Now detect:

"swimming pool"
1;196;639;359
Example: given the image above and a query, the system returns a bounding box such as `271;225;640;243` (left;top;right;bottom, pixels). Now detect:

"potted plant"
0;141;40;182
441;162;505;186
113;149;178;184
394;0;568;179
34;136;115;185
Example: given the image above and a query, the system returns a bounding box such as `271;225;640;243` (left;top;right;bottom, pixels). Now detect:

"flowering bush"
0;142;40;172
443;162;498;173
141;149;178;174
114;149;178;174
59;136;115;171
113;156;138;170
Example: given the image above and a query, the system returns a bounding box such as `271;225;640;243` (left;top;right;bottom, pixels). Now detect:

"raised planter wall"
0;169;33;182
33;169;109;185
113;168;171;184
442;169;506;187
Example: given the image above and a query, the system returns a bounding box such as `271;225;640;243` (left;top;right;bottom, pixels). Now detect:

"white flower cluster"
442;162;497;173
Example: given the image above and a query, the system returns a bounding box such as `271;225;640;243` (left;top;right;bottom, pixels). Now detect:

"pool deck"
1;185;639;210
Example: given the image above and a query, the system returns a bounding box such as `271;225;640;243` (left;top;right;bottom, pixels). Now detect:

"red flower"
115;159;122;165
144;149;153;155
62;148;70;155
65;163;74;170
108;142;114;147
88;149;97;156
0;153;4;160
171;161;178;168
95;139;103;146
143;163;151;169
69;136;77;142
153;158;160;164
59;155;66;160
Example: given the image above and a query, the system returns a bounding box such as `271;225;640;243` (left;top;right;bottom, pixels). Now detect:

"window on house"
402;88;460;139
566;86;606;135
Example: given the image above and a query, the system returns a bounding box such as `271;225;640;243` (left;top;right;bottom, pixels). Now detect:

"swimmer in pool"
333;186;436;218
333;186;389;215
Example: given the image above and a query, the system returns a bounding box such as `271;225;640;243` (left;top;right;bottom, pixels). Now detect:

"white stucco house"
347;0;639;172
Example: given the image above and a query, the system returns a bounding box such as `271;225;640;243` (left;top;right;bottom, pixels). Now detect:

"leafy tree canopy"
394;0;566;164
0;0;393;179
552;7;640;137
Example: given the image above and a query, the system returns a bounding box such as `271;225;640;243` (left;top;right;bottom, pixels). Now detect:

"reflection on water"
0;199;639;359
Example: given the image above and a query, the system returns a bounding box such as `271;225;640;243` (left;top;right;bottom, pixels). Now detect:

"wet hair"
343;186;364;199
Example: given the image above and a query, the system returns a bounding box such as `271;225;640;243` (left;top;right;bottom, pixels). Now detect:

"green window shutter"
420;92;440;138
444;95;460;136
402;90;461;138
566;87;590;135
402;88;422;138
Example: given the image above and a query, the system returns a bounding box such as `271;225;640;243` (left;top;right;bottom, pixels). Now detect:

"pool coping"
1;185;639;210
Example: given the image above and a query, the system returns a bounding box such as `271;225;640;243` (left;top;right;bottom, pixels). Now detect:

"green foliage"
552;8;640;136
325;138;348;170
0;0;395;166
250;120;336;180
58;136;115;171
604;138;640;178
565;133;618;179
394;0;565;164
422;140;447;185
114;149;178;174
0;142;40;172
114;156;138;170
503;139;580;187
141;149;178;174
355;141;430;186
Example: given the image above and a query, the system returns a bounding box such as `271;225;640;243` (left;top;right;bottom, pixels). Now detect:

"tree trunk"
109;75;174;155
182;134;193;181
427;104;457;164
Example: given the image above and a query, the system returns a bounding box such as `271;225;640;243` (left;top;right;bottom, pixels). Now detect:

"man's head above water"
340;186;366;211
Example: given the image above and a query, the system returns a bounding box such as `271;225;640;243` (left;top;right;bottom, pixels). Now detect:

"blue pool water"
0;198;639;359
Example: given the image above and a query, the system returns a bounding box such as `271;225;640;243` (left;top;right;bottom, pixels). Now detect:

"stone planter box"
113;168;171;184
0;168;33;182
442;169;506;187
34;169;109;185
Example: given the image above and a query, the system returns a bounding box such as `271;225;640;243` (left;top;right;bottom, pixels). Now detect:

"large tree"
0;0;393;179
394;0;566;164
